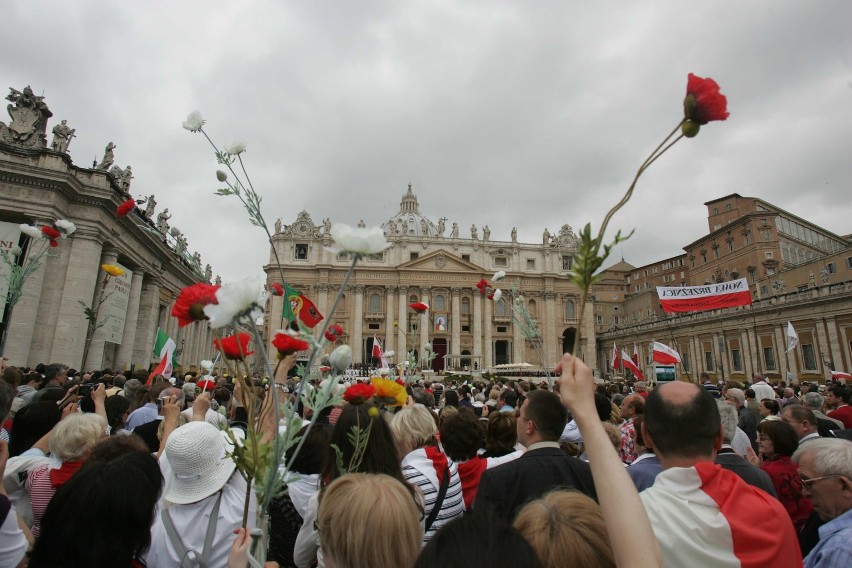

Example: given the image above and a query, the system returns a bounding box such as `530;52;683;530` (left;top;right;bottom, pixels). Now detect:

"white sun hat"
164;421;238;505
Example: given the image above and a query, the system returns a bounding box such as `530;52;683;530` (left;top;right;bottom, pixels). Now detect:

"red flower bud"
41;226;61;239
272;332;309;355
172;283;220;327
684;73;729;126
117;198;136;217
213;333;253;360
409;302;429;313
324;324;344;342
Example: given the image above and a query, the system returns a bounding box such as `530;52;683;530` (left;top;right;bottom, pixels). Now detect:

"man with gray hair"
804;392;844;431
725;388;758;451
793;438;852;566
715;401;776;496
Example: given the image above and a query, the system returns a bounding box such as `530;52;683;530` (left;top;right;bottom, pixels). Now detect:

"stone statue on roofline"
97;142;116;171
511;227;517;243
121;165;134;192
420;218;429;235
51;119;75;153
0;85;53;148
437;218;446;237
323;218;332;235
215;275;222;286
543;228;551;245
274;218;282;234
144;195;157;218
470;224;478;240
193;251;202;266
156;208;171;233
205;264;213;282
483;225;490;241
451;222;459;239
358;219;366;228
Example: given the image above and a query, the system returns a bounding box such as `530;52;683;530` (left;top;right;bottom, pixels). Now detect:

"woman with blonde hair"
317;473;423;568
391;403;465;545
514;490;616;568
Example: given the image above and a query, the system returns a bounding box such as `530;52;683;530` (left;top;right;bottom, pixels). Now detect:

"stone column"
385;286;395;358
419;287;430;355
740;330;754;379
776;323;791;380
814;320;832;379
692;335;704;375
473;293;483;367
513;301;523;364
747;324;761;375
353;285;364;363
583;301;596;366
545;292;558;363
397;286;408;357
824;317;844;374
317;284;329;319
50;233;105;368
133;279;161;370
115;269;145;370
712;332;724;377
451;288;461;367
484;296;493;368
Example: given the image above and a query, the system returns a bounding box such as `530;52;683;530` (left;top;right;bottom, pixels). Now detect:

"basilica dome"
382;184;438;238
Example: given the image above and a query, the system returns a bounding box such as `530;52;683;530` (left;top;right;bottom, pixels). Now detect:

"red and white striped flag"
657;278;752;313
632;343;640;366
621;349;644;380
611;344;621;370
372;335;387;367
652;341;682;365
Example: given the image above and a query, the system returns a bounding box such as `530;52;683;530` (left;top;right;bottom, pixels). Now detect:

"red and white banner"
652;341;682;365
831;371;852;382
372;335;387;368
657;278;752;313
621;349;644;380
610;344;620;370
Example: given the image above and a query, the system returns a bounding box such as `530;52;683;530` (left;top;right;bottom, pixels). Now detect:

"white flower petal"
492;270;506;282
19;225;42;240
54;219;76;236
225;140;247;155
329;345;352;371
182;111;204;132
10;245;22;256
384;350;395;358
377;367;390;376
493;289;502;302
200;359;214;371
330;223;390;255
203;275;265;328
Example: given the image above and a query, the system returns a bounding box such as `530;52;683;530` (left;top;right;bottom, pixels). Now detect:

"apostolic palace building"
2;86;852;384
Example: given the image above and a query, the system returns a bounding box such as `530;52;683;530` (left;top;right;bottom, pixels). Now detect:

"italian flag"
148;328;177;384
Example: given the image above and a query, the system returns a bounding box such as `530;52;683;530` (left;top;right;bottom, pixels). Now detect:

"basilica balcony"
364;312;385;321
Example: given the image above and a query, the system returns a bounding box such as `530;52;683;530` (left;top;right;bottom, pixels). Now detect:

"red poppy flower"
684;73;729;125
197;379;216;392
117;198;136;217
49;239;59;248
476;278;489;295
343;383;376;404
269;283;284;296
214;332;253;360
41;226;61;239
272;332;309;355
409;302;429;313
395;378;405;386
319;365;332;373
172;283;220;327
324;324;344;342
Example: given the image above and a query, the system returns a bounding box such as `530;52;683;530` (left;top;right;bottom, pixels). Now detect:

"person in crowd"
416;508;544;567
133;386;184;453
514;490;616;568
827;386;852;429
782;387;800;407
626;415;662;492
294;401;419;568
793;438;852;567
318;473;423;568
751;373;777;403
25;412;106;538
482;412;518;458
725;387;759;451
8;402;60;458
759;398;781;421
0;440;28;568
28;448;162;568
443;389;460;409
749;420;813;529
745;388;760;416
639;380;801;566
715;401;776;496
780;404;822;445
439;408;523;508
497;388;517;413
105;394;131;435
146;392;258;568
0;383;14;443
618;394;644;464
125;380;170;431
474;390;596;521
30;364;69;404
633;381;648;399
123;378;143;408
803;392;844;431
268;424;331;567
391;403;465;544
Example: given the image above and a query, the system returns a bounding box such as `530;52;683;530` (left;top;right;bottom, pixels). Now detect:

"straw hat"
164;422;237;504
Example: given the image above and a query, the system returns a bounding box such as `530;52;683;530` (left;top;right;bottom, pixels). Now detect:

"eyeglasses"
798;474;842;488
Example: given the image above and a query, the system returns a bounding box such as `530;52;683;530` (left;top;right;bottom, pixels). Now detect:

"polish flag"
633;343;640;366
621;350;644;380
372;335;387;367
831;371;852;382
652;341;682;365
657;278;752;313
610;344;621;370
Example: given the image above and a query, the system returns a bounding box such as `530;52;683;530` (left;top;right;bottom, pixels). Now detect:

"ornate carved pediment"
552;224;579;248
0;85;53;149
399;249;484;273
281;210;321;238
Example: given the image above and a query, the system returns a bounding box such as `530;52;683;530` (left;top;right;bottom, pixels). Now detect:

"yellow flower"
367;407;380;419
101;264;124;277
371;377;407;407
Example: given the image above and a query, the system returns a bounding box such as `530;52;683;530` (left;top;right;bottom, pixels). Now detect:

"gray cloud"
2;0;850;283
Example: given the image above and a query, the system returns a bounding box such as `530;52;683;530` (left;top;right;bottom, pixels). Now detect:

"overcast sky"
3;1;850;283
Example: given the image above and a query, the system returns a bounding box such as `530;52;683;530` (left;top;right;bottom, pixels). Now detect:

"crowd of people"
1;355;851;567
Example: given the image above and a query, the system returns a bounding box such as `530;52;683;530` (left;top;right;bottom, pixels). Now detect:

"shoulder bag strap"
424;467;450;532
162;491;223;568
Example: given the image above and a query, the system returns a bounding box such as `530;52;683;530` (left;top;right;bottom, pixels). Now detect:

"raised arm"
557;353;661;568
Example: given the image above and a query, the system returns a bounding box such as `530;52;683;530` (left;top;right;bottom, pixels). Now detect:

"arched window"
410;295;418;303
461;297;470;315
565;301;575;320
528;299;537;317
434;294;446;311
369;293;381;313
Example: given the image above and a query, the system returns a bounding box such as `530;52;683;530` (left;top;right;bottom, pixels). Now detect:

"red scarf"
49;460;84;488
